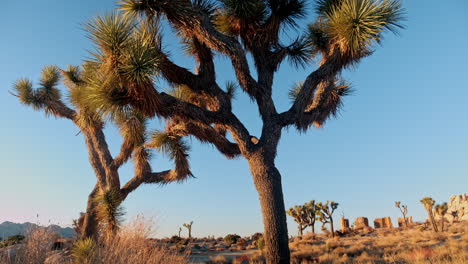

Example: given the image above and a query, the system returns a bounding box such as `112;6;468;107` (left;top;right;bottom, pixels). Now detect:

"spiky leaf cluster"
312;0;404;59
148;130;190;161
420;197;435;211
94;188;125;235
82;12;163;118
13;66;63;116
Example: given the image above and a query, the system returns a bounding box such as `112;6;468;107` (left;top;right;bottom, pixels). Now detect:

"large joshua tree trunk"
248;151;290;264
81;186;99;239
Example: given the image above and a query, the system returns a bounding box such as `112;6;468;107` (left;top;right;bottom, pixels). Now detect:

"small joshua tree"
395;201;409;227
316;201;339;237
420;197;438;232
287;205;308;236
434;203;448;232
183;221;194;238
178;227;182;237
287;200;318;236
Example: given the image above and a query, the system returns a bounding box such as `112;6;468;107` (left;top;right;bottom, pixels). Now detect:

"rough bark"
427;210;439;232
248;154;290;264
81;185;99;239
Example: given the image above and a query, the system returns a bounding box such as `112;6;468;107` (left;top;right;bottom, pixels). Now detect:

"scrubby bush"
0;235;26;248
257;237;265;252
169;235;182;244
224;234;241;245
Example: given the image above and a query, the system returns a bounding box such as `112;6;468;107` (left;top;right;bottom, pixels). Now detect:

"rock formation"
444;194;468;223
397;216;414;227
374;217;393;228
354;217;369;230
340;218;349;231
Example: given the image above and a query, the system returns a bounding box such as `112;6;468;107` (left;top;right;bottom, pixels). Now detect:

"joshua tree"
434;203;448;232
17;0;404;261
183;221;194;238
178;227;182;237
316;201;339;237
287;200;318;236
287;205;308;236
420;197;439;232
11;66;192;239
395;201;409;227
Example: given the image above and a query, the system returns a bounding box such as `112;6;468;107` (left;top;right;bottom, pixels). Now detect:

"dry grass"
0;226;57;264
289;221;468;264
1;216;188;264
73;216;188;264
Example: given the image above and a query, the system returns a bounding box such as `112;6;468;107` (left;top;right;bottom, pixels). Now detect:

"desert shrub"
224;234;241;245
169;235;182;244
257;237;265;251
1;227;57;264
72;238;96;264
237;238;248;248
251;232;263;241
0;235;26;248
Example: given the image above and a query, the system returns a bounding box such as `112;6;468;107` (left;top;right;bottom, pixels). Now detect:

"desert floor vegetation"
288;221;468;264
0;217;188;264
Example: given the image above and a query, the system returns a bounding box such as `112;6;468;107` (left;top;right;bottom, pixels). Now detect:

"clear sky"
0;0;467;238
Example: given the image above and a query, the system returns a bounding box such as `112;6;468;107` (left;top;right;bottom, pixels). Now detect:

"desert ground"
1;219;467;264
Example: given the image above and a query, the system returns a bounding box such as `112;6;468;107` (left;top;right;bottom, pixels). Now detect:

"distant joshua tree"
420;197;438;232
183;221;194;238
395;201;409;227
287;200;318;236
434;203;448;232
178;227;182;237
13;0;405;261
287;205;308;236
316;201;339;237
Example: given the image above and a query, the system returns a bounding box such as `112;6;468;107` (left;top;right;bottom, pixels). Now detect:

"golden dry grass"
1;216;188;264
289;221;468;264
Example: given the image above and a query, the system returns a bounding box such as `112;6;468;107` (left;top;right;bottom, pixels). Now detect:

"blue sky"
0;0;467;238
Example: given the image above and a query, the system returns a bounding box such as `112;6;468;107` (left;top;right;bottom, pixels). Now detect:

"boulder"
354;217;369;230
340;217;350;231
374;217;393;228
44;250;71;264
397;216;413;227
444;194;468;222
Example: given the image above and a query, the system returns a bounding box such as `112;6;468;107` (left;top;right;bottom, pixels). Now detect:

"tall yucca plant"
434;202;448;232
14;1;404;262
420;197;439;232
12;63;194;240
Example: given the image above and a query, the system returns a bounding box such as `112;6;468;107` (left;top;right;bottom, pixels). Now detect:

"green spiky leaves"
225;81;238;101
82;12;163;118
267;0;307;28
95;188;125;235
40;65;61;89
13;66;62;112
221;0;267;22
14;79;38;107
148;130;190;161
85;13;135;58
314;0;404;58
420;196;436;211
148;130;192;182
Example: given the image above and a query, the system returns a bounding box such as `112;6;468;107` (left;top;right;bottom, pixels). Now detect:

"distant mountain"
0;221;75;239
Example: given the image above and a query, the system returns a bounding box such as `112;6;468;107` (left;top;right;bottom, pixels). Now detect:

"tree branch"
167;120;241;159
